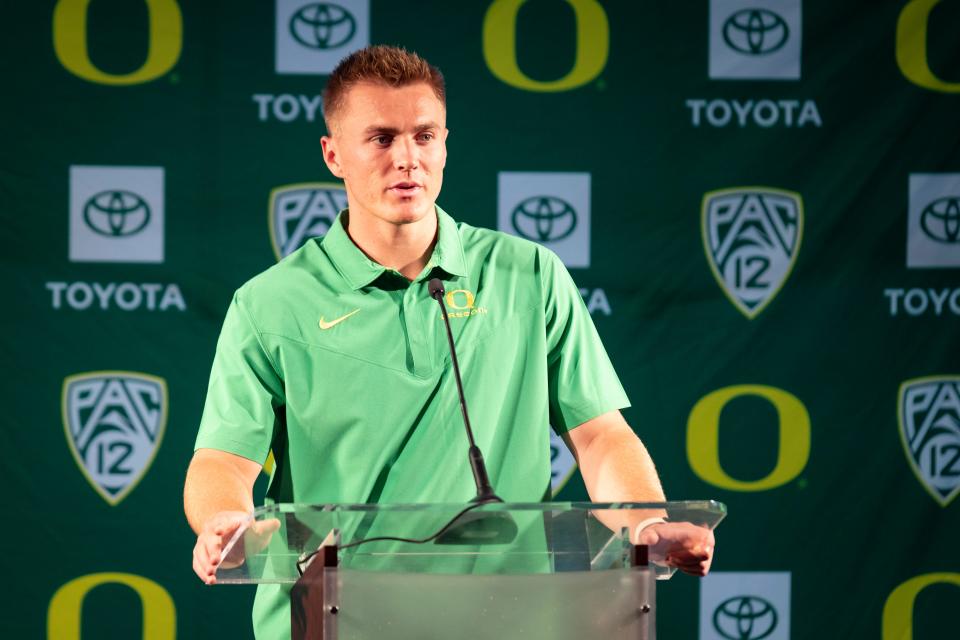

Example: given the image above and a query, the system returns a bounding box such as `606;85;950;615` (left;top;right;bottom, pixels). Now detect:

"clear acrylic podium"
216;501;726;639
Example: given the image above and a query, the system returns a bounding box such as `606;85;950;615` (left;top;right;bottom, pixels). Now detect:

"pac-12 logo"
269;183;347;260
62;372;168;506
899;376;960;507
702;187;803;318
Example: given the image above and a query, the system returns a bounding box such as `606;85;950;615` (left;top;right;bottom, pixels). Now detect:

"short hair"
322;45;446;131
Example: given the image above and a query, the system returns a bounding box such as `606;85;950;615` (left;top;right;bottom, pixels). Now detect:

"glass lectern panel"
215;501;725;584
332;567;655;640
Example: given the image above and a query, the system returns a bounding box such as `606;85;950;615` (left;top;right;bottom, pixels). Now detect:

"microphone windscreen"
428;278;445;298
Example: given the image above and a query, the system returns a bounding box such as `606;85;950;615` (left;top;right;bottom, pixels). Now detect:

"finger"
194;546;218;584
212;519;241;537
665;553;711;571
192;553;206;582
666;556;699;569
254;518;281;534
679;564;710;577
203;534;223;563
195;540;211;570
668;552;713;576
637;529;661;546
250;518;281;540
668;541;713;558
198;541;220;575
668;560;708;573
666;549;711;564
202;533;229;572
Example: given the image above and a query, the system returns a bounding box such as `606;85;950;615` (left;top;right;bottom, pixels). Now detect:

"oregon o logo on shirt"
48;573;175;639
687;385;810;491
53;0;183;85
482;0;609;92
444;289;487;319
446;289;475;310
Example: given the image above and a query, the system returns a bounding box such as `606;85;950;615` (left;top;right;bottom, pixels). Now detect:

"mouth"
388;181;423;196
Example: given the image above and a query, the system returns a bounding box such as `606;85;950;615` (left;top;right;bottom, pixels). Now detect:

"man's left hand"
635;522;715;577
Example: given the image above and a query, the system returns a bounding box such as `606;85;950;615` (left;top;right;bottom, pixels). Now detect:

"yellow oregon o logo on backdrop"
687;385;811;491
53;0;183;85
48;573;175;639
883;573;960;639
896;0;960;93
482;0;609;92
446;289;476;310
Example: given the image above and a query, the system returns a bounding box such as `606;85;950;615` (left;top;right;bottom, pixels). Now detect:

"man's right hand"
193;511;282;584
192;510;251;585
185;449;277;584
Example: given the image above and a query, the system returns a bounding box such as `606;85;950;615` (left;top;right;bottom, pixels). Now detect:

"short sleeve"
194;289;285;464
541;249;630;433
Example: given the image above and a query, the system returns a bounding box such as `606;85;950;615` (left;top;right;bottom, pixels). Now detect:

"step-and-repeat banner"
3;1;959;638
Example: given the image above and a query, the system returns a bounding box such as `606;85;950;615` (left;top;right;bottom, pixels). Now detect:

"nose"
392;137;419;172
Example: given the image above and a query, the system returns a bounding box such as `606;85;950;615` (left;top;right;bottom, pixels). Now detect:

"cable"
296;501;488;574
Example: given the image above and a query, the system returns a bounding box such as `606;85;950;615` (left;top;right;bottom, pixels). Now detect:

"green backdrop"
3;1;959;638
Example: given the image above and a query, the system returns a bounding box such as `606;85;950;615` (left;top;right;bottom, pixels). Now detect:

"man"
185;45;714;636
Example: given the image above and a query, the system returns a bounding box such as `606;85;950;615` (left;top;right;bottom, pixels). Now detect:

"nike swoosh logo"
318;308;360;330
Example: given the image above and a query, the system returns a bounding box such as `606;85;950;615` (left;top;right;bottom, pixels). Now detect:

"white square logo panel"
709;0;802;80
497;172;591;268
700;572;791;640
275;0;370;75
908;173;960;268
69;165;164;263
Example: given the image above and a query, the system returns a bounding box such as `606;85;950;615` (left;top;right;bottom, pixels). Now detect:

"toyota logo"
510;195;578;243
289;3;357;50
920;196;960;243
712;595;778;640
722;9;790;55
83;190;151;237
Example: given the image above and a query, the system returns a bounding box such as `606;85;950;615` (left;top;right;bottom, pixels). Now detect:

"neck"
343;209;438;281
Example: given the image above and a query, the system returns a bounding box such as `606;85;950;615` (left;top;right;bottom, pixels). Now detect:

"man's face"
321;81;448;227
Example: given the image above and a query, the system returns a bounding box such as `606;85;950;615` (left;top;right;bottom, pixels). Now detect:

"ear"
440;128;450;168
320;135;344;178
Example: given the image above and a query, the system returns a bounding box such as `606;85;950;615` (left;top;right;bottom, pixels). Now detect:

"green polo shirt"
195;205;629;637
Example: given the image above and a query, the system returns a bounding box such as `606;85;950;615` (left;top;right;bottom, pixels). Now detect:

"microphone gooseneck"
428;278;502;504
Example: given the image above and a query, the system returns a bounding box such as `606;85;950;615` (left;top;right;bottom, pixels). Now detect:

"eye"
417;132;435;142
372;135;392;145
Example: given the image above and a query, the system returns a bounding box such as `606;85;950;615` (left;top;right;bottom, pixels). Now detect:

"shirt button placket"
404;286;430;377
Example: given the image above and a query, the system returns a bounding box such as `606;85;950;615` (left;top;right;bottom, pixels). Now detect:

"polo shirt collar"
429;205;468;279
322;205;467;290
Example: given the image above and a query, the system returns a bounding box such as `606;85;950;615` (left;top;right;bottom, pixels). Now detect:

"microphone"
428;278;517;545
428;278;500;503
